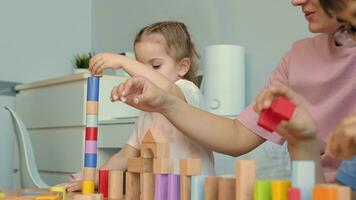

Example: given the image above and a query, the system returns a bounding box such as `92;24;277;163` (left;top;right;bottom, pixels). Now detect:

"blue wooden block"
191;175;206;200
155;174;168;200
87;76;100;101
292;161;315;200
84;153;97;168
167;174;180;200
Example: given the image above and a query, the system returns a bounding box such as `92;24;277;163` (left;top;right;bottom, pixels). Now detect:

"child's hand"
89;53;122;75
253;84;317;146
110;76;168;112
326;116;356;160
55;172;82;192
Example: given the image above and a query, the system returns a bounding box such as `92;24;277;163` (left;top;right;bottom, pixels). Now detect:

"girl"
66;21;215;191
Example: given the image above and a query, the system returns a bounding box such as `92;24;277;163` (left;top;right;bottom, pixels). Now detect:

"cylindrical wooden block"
288;188;301;200
82;180;95;194
83;167;96;181
85;141;97;154
218;177;235;200
109;170;124;200
84;153;97;168
87;76;100;101
204;176;219;200
85;127;98;140
312;186;338;200
86;114;98;127
86;101;99;115
254;180;272;200
98;170;109;198
272;180;291;200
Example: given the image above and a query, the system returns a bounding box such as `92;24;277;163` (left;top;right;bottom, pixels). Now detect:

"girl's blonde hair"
134;21;199;84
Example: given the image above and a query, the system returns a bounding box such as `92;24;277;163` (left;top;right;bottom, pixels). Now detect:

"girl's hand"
89;53;123;75
110;76;168;113
326;116;356;160
55;172;82;192
253;84;317;146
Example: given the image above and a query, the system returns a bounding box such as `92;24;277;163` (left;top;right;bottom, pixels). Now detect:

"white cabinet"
15;73;138;185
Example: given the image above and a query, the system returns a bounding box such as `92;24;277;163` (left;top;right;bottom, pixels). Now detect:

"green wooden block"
254;180;272;200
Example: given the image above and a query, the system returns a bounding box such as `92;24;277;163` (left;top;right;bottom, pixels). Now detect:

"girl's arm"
100;144;140;170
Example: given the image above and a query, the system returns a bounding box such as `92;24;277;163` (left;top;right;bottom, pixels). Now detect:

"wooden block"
141;143;169;159
0;189;5;198
179;159;201;176
271;97;296;121
85;127;98;141
236;160;256;200
86;101;98;115
254;180;272;200
87;76;100;101
140;173;155;200
127;157;153;173
153;158;174;174
291;161;315;200
312;185;338;200
108;170;124;200
180;176;191;200
167;174;180;200
155;174;169;200
288;188;301;200
337;186;351;200
82;180;95;195
93;73;103;77
98;170;109;197
83;167;96;181
271;180;291;200
72;193;103;200
50;186;66;200
218;177;235;200
125;172;140;200
204;176;219;200
142;129;167;143
191;175;206;200
35;196;59;200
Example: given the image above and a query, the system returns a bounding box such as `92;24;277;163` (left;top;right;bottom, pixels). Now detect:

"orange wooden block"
179;159;201;176
142;129;167;143
86;101;98;115
108;170;124;200
153;158;173;174
236;160;256;200
125;172;140;200
127;157;153;173
140;173;155;200
180;176;191;200
83;167;96;181
204;176;219;200
72;193;103;200
141;143;169;159
218;177;235;200
313;185;338;200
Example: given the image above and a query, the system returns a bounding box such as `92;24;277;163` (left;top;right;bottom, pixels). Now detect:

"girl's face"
134;35;182;83
291;0;339;33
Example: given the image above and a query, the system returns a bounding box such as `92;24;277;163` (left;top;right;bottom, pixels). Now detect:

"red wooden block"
98;170;109;197
85;127;98;140
271;97;296;120
258;108;282;132
289;188;301;200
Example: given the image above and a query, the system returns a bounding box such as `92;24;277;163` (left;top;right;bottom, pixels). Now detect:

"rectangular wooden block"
236;160;256;200
108;170;124;200
50;186;67;200
180;176;191;200
127;157;153;173
141;143;169;159
204;176;219;200
125;172;140;200
153;158;174;174
179;159;201;176
312;185;338;200
72;193;103;200
140;173;155;200
218;177;235;200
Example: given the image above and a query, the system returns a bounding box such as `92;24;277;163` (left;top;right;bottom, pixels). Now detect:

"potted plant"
73;52;93;74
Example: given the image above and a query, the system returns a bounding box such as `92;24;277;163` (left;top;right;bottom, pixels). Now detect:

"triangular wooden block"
142;129;167;144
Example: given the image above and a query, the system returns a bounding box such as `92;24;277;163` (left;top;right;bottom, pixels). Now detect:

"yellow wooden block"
272;180;291;200
82;180;95;194
50;186;66;200
35;196;59;200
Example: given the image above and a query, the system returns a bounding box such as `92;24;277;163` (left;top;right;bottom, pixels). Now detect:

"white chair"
4;106;49;188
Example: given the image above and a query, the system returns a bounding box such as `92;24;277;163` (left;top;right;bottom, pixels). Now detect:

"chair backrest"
4;106;49;188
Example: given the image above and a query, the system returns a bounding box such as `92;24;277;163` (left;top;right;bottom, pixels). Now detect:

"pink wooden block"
85;141;97;154
289;187;301;200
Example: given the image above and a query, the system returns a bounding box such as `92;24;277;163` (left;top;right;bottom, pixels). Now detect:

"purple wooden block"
168;174;180;200
155;174;168;200
85;140;97;154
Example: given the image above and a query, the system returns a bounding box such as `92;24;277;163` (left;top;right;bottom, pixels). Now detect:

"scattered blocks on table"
288;188;301;200
236;160;256;200
204;176;219;200
82;180;95;195
272;180;291;200
179;159;201;176
254;180;272;200
190;175;206;200
218;177;235;200
98;169;109;197
155;174;168;200
125;172;140;200
167;174;180;200
153;158;173;174
140;173;155;200
127;157;153;173
108;170;124;200
180;176;191;200
292;161;315;200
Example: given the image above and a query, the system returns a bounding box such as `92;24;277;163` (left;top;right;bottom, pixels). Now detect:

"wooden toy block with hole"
153;158;173;174
180;176;191;200
179;159;201;176
236;160;256;200
140;173;155;200
204;176;219;200
218;177;235;200
125;172;140;200
141;143;169;159
127;157;153;173
108;170;124;200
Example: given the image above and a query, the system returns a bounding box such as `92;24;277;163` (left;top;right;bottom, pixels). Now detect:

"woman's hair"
320;0;346;16
134;21;199;84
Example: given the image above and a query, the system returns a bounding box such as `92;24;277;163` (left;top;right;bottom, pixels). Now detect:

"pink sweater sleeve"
237;52;291;144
